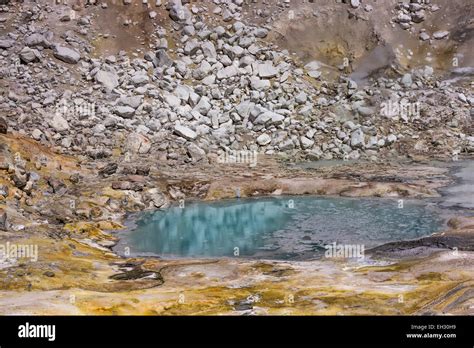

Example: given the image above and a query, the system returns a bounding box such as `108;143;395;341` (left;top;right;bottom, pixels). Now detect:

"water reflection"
125;196;443;259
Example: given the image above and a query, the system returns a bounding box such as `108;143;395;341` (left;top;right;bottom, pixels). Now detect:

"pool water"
119;196;444;260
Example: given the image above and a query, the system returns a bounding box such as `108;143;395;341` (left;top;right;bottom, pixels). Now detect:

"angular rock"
257;63;278;78
187;143;206;162
300;136;314;149
25;33;51;48
257;133;271;146
19;47;40;64
217;65;239;80
49;113;70;132
433;31;449;40
114;106;135;118
53;45;80;64
174;124;197;140
0;39;13;49
350;128;365;148
201;41;216;59
126;133;151;154
95;70;119;90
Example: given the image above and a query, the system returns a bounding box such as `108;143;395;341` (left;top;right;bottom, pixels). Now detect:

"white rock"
217;65;240;79
126;133;151;154
174;125;197;140
300;136;314;149
257;133;271;146
95;70;119;90
350;128;365;148
433;31;449;39
50;113;69;132
257;63;278;78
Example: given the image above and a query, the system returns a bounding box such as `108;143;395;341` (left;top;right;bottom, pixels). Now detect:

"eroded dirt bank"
0;133;473;315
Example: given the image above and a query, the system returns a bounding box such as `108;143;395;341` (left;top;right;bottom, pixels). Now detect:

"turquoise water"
121;196;444;260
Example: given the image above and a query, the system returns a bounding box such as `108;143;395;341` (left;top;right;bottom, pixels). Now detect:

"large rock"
300;136;314;149
95;70;119;90
193;96;211;115
350;128;365;148
433;30;449;40
250;77;270;90
187;143;206;162
168;2;191;23
49;113;70;132
257;133;271;146
217;65;239;80
257;63;278;78
130;73;149;86
184;39;200;55
19;47;40;63
174;125;197;140
126;133;151;154
164;93;181;108
114;106;135;118
53;45;80;64
0;39;13;49
201;41;216;59
253;110;285;125
156;49;172;67
25;33;51;48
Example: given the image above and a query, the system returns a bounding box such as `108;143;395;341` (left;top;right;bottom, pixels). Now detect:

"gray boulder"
53;45;81;64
